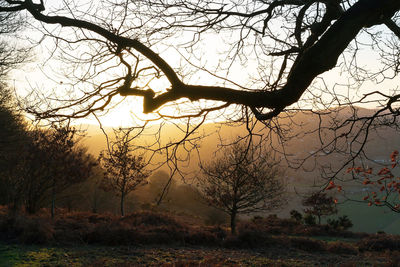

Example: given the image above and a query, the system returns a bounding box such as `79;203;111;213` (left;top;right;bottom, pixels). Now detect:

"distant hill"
78;107;400;233
80;106;400;178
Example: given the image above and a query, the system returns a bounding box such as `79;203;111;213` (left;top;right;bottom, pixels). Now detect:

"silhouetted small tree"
0;89;28;212
22;125;96;216
99;128;151;216
302;192;337;225
199;141;285;234
303;213;316;226
290;209;303;223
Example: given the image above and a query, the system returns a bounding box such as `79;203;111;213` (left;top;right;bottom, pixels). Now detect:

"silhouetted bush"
328;215;353;231
0;213;54;244
223;222;274;248
184;227;222;246
54;214;95;244
290;209;303;223
338;215;353;230
327;218;339;229
304;213;316;226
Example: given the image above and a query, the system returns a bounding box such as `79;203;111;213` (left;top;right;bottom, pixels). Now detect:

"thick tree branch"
4;0;400;118
385;19;400;39
23;0;182;87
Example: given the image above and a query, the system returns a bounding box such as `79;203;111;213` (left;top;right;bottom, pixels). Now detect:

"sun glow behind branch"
7;0;400;128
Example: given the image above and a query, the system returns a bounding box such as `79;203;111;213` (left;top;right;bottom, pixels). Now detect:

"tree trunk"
51;178;55;219
25;189;38;214
10;197;20;215
120;191;125;217
26;200;36;214
230;210;237;235
317;214;321;225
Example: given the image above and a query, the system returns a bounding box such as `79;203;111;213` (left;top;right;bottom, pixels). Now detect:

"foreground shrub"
0;214;54;244
86;221;138;245
184;227;222;246
54;214;96;244
327;241;358;255
290;237;326;252
223;223;274;248
86;212;188;245
358;234;400;252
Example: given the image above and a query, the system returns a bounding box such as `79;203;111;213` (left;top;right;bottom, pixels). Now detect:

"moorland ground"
1;208;400;266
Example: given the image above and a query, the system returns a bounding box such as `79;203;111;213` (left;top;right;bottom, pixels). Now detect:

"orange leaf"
337;186;342;192
378;167;390;175
363;179;371;185
363;195;369;201
390;150;399;162
368;202;373;206
334;199;338;204
325;184;336;190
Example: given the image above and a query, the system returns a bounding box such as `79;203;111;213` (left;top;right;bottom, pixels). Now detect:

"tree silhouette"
302;192;338;224
22;125;96;215
1;1;400;179
199;141;285;234
99;128;151;216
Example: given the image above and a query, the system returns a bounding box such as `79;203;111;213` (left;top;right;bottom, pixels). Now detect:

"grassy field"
0;242;394;266
1;209;400;266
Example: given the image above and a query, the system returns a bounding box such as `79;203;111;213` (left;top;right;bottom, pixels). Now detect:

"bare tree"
0;5;28;81
199;141;285;234
99;128;151;216
1;1;400;185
